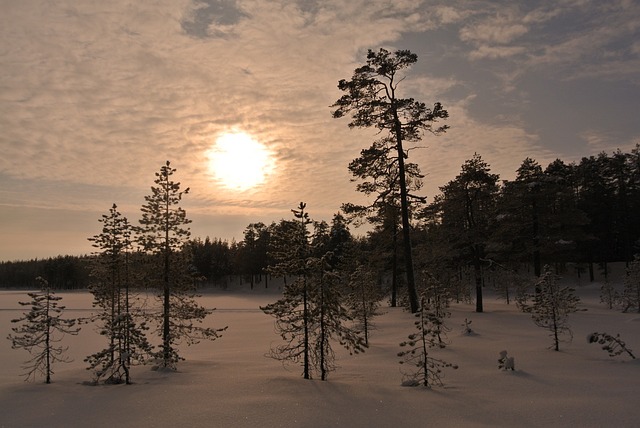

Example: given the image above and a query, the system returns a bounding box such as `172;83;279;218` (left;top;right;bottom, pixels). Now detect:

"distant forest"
1;146;639;290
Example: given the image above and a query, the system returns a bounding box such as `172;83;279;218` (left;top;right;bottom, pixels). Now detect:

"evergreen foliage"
137;161;225;369
85;204;152;384
418;271;451;347
346;263;384;346
7;277;80;383
341;135;424;307
262;203;366;380
398;296;458;387
333;48;449;313
424;153;499;312
522;266;581;351
461;318;473;335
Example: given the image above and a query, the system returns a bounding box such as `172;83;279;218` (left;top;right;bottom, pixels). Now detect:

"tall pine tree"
137;161;225;369
332;48;449;313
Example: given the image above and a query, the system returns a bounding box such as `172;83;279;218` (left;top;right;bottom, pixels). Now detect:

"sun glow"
207;132;274;190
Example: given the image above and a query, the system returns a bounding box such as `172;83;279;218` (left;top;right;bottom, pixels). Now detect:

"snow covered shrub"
461;318;474;335
498;350;515;371
521;266;581;351
398;296;458;388
7;277;80;383
621;256;640;313
587;332;636;360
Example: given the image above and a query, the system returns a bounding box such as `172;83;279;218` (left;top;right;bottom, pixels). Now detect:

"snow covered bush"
498;350;515;371
587;332;636;360
461;318;474;335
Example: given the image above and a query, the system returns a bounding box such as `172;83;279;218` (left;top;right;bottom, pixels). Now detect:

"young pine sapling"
7;277;80;383
398;296;458;387
522;266;581;351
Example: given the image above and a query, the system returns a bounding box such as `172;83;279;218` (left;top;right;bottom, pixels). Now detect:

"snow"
1;279;639;428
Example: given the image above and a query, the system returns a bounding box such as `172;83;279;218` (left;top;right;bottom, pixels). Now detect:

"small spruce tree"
7;277;80;383
523;266;581;351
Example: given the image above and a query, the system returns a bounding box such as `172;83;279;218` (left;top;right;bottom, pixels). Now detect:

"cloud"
1;0;639;259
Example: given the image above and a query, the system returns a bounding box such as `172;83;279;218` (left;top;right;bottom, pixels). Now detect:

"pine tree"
418;271;451;348
137;161;225;369
262;203;366;380
523;266;581;351
346;263;383;346
332;48;449;313
85;204;152;384
341;135;425;307
7;277;80;383
398;296;458;387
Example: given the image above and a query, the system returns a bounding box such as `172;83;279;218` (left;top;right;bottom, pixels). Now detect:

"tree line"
1;146;639;294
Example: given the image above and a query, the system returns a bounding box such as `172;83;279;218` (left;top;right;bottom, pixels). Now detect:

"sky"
1;0;639;261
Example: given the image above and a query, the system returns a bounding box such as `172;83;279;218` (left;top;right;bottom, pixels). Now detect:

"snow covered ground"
1;277;638;428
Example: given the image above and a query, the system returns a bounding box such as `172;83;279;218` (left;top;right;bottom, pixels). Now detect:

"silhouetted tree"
241;222;271;288
190;237;234;286
85;204;152;384
427;154;499;312
342;135;424;306
7;277;80;383
332;48;449;313
262;203;366;380
137;161;225;369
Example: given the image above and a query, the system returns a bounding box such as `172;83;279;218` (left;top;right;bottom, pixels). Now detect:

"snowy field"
1;278;639;428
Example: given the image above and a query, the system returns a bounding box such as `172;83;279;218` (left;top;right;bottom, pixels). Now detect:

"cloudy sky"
1;0;639;261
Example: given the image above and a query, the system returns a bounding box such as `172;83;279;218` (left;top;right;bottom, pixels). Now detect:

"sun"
207;132;274;190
